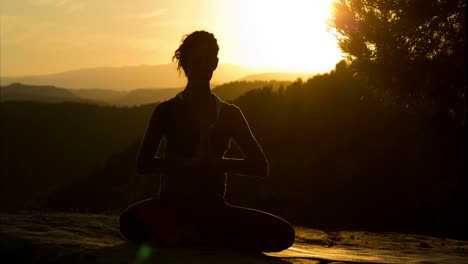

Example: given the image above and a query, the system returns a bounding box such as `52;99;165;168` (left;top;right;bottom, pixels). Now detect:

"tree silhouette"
330;0;466;121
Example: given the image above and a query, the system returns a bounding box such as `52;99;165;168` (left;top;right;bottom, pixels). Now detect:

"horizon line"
0;62;323;79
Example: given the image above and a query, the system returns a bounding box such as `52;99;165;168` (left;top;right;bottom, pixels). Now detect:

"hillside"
71;88;182;106
70;89;125;102
2;82;285;106
241;72;316;82
1;84;179;106
0;83;94;104
0;101;155;210
212;81;290;101
110;88;181;106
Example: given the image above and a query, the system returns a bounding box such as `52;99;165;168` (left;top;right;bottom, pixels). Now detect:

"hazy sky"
1;0;344;76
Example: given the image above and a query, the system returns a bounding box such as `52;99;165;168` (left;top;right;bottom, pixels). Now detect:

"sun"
215;0;343;73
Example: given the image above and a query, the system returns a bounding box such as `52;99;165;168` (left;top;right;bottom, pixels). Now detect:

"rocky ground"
1;212;467;263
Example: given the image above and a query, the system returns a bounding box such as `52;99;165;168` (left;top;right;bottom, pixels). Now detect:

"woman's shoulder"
221;101;242;115
153;96;182;112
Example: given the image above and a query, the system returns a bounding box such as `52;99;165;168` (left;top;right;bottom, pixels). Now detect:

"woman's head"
173;31;219;82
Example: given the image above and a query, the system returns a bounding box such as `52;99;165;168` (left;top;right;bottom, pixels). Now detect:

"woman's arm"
136;104;167;174
212;105;269;178
137;104;179;174
137;103;200;174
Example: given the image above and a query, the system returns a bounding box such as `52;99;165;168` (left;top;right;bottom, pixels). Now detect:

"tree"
329;0;466;122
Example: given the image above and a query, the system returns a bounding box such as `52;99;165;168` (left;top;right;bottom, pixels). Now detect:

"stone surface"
1;212;467;263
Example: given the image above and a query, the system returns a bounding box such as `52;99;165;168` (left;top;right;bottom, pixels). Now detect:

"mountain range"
1;81;290;106
0;64;315;91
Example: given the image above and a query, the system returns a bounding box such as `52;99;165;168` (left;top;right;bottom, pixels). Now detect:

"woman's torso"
157;93;234;204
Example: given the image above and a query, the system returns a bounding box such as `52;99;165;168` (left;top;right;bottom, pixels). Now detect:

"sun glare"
217;0;343;73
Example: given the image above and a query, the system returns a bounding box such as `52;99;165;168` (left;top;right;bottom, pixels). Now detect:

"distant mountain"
70;88;181;106
70;88;182;106
0;83;93;104
0;64;260;91
0;64;319;91
0;69;318;106
1;83;180;106
2;82;285;106
212;81;290;101
241;72;316;82
110;88;181;106
70;88;125;102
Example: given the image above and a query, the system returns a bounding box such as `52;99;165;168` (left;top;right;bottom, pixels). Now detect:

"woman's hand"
164;123;221;173
164;153;216;174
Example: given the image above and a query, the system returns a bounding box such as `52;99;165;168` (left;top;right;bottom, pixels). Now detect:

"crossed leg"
119;198;295;252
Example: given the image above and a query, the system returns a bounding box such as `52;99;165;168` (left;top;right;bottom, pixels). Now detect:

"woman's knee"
225;205;296;252
279;222;296;250
119;209;137;241
119;199;157;242
264;219;295;252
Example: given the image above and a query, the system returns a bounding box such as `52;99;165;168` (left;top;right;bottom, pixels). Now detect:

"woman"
119;31;295;252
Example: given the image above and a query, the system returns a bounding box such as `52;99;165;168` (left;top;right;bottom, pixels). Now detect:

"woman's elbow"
137;159;152;174
262;161;269;177
254;160;269;178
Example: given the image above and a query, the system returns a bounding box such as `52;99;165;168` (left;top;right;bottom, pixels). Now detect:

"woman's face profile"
184;43;218;84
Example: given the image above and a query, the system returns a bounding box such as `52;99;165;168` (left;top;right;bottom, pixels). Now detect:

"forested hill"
211;80;290;101
0;83;179;106
0;83;95;104
2;61;466;239
1;102;156;210
1;81;289;106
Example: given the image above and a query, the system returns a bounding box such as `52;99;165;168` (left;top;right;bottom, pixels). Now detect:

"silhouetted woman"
119;31;295;252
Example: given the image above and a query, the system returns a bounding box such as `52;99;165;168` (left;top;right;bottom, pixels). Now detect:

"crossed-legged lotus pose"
119;31;295;252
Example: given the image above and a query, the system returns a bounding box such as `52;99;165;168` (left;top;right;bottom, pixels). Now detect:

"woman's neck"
184;81;211;99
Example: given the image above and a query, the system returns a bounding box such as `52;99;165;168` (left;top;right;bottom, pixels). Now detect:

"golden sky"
1;0;344;76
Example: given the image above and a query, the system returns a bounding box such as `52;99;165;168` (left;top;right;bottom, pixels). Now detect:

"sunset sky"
1;0;344;77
